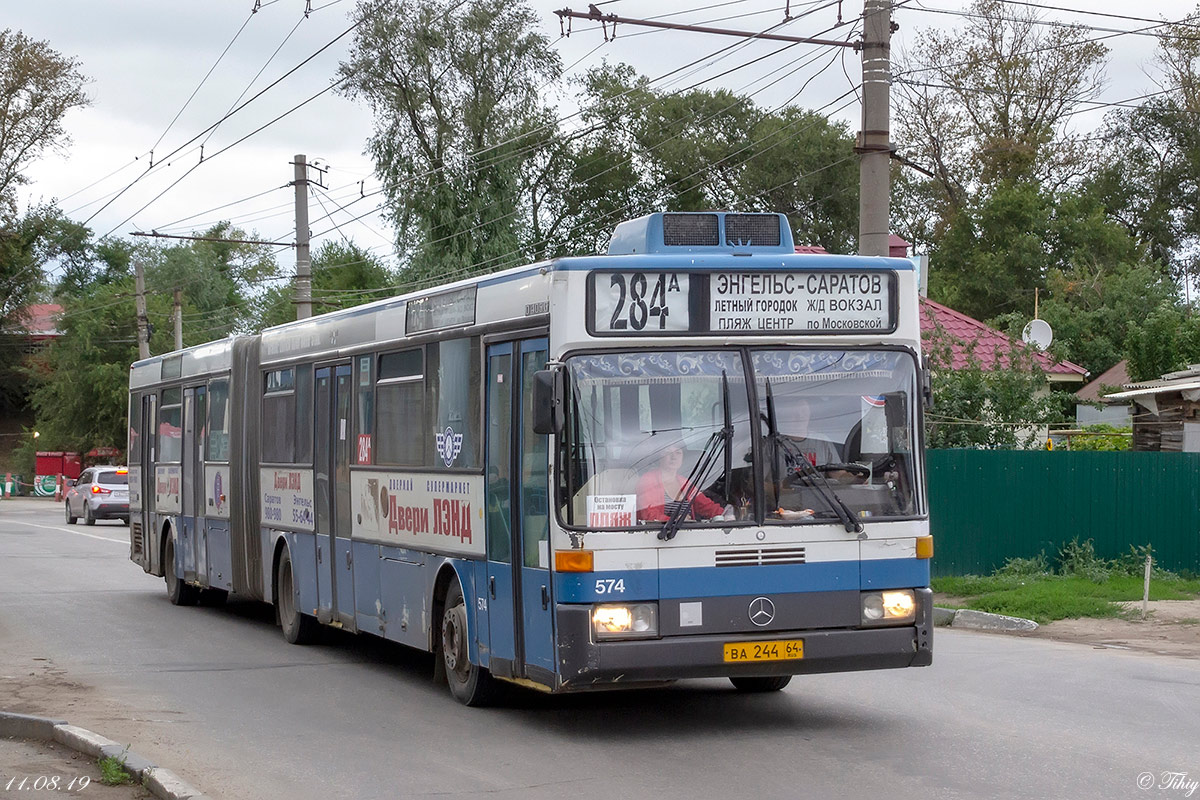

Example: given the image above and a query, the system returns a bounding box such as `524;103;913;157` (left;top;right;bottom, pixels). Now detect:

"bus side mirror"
531;369;564;435
921;367;933;412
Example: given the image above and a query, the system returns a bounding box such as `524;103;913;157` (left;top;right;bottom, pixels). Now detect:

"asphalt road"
2;497;1197;800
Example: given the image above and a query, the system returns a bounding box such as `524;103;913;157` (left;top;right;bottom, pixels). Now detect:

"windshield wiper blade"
660;372;733;542
762;379;863;536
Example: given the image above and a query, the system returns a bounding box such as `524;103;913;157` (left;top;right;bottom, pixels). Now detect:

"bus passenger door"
484;345;516;667
332;364;355;631
484;338;554;679
192;385;208;586
315;363;356;631
181;388;197;582
517;339;554;673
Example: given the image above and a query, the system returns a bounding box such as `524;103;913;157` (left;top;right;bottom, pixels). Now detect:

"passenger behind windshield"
636;440;728;523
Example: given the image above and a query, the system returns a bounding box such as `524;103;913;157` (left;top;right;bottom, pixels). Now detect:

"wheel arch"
155;518;175;578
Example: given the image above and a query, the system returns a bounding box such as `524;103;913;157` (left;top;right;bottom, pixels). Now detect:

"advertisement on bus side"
350;470;485;557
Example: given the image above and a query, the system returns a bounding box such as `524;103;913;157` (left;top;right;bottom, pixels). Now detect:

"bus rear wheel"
276;547;318;645
441;581;496;706
164;536;198;606
730;675;792;693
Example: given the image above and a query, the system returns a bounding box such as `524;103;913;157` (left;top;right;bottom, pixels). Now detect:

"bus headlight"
861;590;917;626
592;603;658;640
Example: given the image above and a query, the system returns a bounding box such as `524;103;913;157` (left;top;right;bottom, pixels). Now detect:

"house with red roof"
918;298;1088;386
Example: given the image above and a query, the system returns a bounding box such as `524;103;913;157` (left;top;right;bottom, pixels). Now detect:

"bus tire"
277;547;318;645
441;581;496;706
65;501;77;525
730;675;792;693
164;536;198;607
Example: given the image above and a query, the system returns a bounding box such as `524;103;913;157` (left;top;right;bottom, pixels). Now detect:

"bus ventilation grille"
724;213;781;247
130;521;143;557
714;546;806;567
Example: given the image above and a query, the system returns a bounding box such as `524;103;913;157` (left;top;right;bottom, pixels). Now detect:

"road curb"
933;607;1039;631
0;711;209;800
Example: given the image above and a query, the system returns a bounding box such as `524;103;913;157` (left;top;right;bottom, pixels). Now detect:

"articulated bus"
127;211;932;705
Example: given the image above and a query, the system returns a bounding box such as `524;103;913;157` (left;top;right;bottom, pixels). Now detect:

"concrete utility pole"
173;288;183;351
857;0;893;257
293;154;313;320
134;258;150;360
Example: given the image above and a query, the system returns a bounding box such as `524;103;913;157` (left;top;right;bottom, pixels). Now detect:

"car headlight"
592;603;658;640
861;590;916;626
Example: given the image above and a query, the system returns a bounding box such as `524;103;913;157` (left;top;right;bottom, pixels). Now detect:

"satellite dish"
1022;319;1053;350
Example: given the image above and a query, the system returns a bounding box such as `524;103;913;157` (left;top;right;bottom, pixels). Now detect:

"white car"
65;466;130;525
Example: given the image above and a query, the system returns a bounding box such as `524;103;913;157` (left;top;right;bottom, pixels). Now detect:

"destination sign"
710;271;894;334
588;270;896;335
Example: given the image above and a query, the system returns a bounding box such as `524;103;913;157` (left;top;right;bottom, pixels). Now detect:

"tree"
1087;8;1200;284
894;0;1106;215
0;29;89;216
338;0;561;283
252;240;396;330
552;64;860;255
26;224;279;452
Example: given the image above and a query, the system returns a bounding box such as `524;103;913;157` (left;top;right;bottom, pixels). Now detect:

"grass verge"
933;574;1200;623
933;540;1200;623
97;750;135;786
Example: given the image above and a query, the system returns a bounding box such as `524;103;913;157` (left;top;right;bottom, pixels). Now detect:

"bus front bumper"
555;588;933;690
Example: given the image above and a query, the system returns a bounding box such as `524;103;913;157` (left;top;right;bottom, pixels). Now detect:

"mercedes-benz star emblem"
748;596;775;627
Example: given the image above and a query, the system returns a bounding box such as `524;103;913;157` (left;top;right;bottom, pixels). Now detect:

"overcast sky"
7;0;1196;273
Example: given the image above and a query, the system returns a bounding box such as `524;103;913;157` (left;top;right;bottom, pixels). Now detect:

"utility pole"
134;258;150;360
293;154;313;320
553;6;892;255
173;288;183;351
857;0;893;257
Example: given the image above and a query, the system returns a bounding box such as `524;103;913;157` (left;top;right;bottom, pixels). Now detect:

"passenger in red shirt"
636;442;725;523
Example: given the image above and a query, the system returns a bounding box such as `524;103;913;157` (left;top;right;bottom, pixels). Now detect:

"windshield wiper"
762;379;864;537
659;372;734;541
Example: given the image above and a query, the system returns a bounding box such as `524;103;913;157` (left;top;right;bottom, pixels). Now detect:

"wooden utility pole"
857;0;893;257
173;288;183;351
134;257;150;360
552;6;891;255
293;154;313;320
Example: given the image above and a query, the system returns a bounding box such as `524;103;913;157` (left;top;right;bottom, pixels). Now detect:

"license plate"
723;639;804;663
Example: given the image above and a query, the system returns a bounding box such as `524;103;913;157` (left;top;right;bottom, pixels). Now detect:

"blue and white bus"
127;211;932;705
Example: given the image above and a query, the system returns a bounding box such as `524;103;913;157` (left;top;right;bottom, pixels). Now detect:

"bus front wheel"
730;676;792;693
276;547;318;645
441;581;496;706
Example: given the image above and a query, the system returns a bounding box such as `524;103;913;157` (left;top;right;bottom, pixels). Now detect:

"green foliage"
995;552;1050;577
252;240;396;329
338;0;561;282
1068;424;1131;451
924;321;1068;448
97;749;134;786
1123;303;1200;381
27;225;278;454
0;29;90;215
572;64;859;254
1057;537;1108;581
933;571;1200;623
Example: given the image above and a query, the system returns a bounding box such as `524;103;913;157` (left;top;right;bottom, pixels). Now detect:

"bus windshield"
753;349;918;524
559;348;918;530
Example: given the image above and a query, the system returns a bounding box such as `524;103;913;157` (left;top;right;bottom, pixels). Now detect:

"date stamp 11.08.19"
3;775;92;792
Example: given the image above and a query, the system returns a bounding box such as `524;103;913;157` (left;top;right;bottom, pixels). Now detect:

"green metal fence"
927;451;1200;577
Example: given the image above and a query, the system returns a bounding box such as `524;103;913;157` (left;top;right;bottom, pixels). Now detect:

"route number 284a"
608;273;685;331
